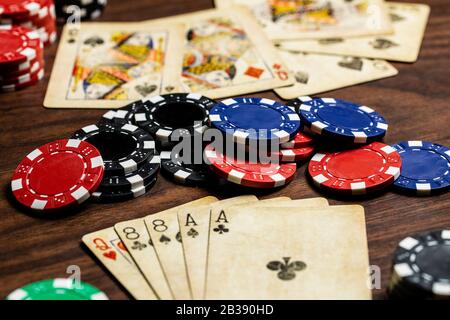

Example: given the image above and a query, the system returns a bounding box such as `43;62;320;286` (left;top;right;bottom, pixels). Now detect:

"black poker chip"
98;101;142;126
160;149;212;186
133;93;216;144
97;153;160;192
56;0;107;22
91;176;157;203
388;229;450;300
71;122;156;176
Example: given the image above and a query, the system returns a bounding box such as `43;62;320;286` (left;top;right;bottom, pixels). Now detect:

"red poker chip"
280;131;314;149
0;26;42;66
272;145;315;163
204;144;297;188
11;139;105;211
0;68;44;91
308;142;402;195
0;62;43;84
0;0;45;17
0;50;43;73
0;58;43;79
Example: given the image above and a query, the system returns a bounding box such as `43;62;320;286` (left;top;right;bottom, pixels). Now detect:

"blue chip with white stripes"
392;141;450;195
209;97;300;145
289;97;388;144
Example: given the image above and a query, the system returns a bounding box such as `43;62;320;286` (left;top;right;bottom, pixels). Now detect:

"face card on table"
215;0;393;40
145;7;294;98
82;227;158;300
274;50;398;99
205;205;371;300
277;3;430;63
114;218;173;300
177;195;259;300
44;22;185;109
143;196;218;300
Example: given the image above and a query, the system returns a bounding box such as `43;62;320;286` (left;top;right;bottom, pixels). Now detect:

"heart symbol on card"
103;251;117;261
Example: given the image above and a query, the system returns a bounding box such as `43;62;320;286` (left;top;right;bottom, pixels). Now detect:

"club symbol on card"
267;257;307;281
338;57;363;71
131;241;147;251
370;39;398;50
175;232;182;243
103;251;117;261
213;224;229;234
159;235;171;244
187;228;199;238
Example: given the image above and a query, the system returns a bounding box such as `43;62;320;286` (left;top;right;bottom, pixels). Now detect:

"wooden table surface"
1;0;449;300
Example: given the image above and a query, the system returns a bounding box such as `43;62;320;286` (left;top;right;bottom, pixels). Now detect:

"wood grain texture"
0;0;449;300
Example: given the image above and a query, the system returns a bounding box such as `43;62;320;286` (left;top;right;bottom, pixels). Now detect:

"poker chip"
209;97;300;145
280;131;314;149
291;97;388;144
92;176;157;203
0;58;42;80
0;0;45;17
55;0;107;22
204;144;297;188
388;230;450;300
98;101;141;125
0;26;42;66
98;153;160;192
271;145;315;163
0;66;43;85
71;122;156;176
308;142;402;195
10;139;104;211
392;141;450;195
160;150;211;186
6;278;109;300
0;66;44;91
134;93;216;144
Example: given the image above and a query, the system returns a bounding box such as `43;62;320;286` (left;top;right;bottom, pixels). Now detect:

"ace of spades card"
205;205;371;300
45;22;184;109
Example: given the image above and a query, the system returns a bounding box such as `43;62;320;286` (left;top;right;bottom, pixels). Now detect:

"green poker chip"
6;278;109;300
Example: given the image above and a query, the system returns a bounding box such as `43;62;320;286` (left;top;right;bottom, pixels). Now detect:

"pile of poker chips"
0;0;57;47
0;25;44;92
55;0;107;22
388;229;450;300
6;278;109;300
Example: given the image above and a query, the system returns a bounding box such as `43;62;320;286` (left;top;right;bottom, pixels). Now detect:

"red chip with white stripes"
204;144;297;188
308;142;402;195
11;139;105;211
280;131;314;149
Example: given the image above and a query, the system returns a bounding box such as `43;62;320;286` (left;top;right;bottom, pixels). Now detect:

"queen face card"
215;0;393;41
44;22;184;109
277;3;430;62
146;7;294;98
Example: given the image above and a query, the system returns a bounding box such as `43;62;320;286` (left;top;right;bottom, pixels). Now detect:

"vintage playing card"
274;50;398;99
238;197;329;209
44;22;185;109
277;3;430;62
82;227;158;300
114;219;173;300
205;205;371;300
214;0;393;40
145;7;294;98
177;195;259;300
143;196;218;300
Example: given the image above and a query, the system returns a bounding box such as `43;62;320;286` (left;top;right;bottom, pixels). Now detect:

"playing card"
215;0;393;40
177;195;259;300
274;50;398;99
238;197;329;209
145;7;294;98
82;227;158;300
114;219;172;300
277;3;430;62
44;22;185;109
205;205;371;299
143;196;218;300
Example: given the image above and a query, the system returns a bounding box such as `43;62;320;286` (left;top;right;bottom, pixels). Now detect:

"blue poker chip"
290;97;388;143
392;141;450;195
209;97;300;145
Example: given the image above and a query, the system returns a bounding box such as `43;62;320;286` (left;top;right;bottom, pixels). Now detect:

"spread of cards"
4;0;450;301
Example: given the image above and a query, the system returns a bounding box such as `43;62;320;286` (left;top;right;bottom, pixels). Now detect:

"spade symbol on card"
267;257;307;281
370;39;398;50
187;228;199;238
103;251;117;261
159;235;171;244
213;224;229;234
176;232;182;243
338;57;363;71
